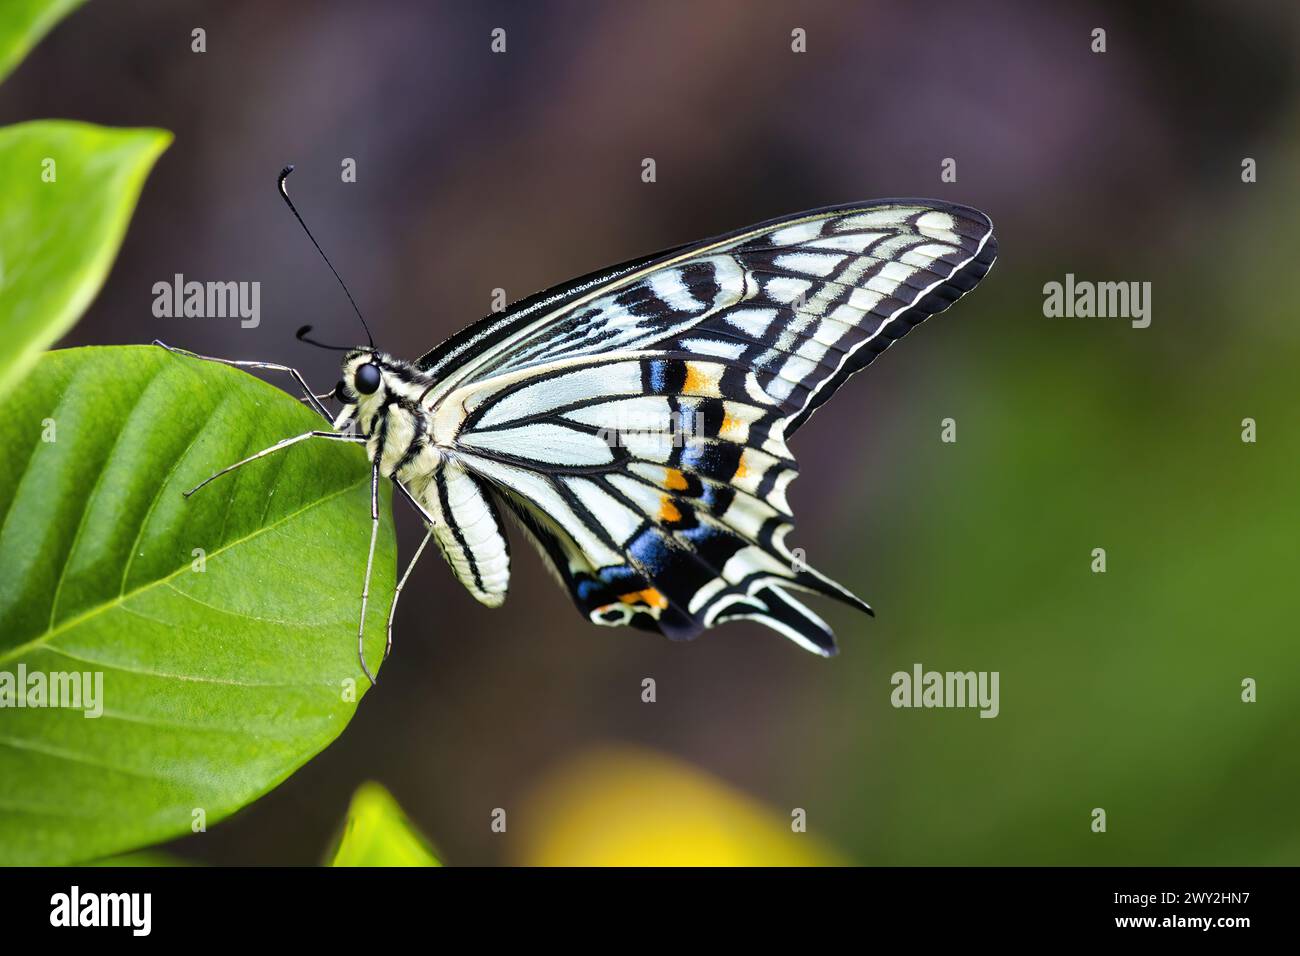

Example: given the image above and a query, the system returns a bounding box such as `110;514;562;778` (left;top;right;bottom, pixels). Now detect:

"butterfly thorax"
333;349;435;478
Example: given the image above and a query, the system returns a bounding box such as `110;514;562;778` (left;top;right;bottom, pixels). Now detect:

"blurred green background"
2;0;1296;864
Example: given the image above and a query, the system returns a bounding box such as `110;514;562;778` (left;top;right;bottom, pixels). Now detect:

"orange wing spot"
658;496;682;523
682;362;714;395
619;588;668;610
720;411;740;438
734;452;750;480
663;467;689;491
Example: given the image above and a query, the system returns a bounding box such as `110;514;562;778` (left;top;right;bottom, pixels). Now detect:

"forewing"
422;200;996;433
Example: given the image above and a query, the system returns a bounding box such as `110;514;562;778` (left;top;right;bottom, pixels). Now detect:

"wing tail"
712;585;839;656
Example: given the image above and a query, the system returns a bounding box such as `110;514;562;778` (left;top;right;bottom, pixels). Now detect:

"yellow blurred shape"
517;746;845;866
327;782;441;867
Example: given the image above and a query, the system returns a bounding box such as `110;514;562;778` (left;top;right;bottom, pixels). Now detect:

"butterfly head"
331;348;391;427
337;348;383;397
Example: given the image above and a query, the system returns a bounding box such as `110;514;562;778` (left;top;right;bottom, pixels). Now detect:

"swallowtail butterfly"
162;168;997;682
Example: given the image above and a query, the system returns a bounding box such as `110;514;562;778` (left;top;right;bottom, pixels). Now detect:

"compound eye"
354;363;382;395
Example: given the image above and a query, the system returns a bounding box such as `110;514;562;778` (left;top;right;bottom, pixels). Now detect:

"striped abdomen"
409;462;510;608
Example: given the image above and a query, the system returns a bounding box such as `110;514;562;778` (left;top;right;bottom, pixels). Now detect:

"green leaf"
0;346;396;865
328;783;441;867
0;0;85;86
0;121;171;400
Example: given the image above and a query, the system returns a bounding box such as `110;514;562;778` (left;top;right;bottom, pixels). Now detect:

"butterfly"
160;167;997;683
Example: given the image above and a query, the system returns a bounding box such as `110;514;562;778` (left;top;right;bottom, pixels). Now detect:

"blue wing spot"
627;527;672;573
652;361;667;393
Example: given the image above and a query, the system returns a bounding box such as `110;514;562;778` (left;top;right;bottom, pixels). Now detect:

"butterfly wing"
427;200;996;653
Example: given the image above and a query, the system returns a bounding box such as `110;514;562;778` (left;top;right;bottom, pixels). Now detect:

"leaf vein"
0;481;365;668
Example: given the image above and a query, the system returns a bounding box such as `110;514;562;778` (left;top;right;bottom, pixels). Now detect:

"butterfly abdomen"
411;462;511;608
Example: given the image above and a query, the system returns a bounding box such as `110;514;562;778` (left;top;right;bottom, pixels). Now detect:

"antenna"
295;325;351;351
278;165;375;347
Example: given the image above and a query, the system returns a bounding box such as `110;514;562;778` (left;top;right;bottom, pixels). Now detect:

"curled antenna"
278;164;375;347
296;324;352;352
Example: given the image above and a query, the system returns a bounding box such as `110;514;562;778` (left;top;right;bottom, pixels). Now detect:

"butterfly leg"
183;430;366;497
357;461;382;685
153;340;334;421
393;480;436;525
384;525;433;667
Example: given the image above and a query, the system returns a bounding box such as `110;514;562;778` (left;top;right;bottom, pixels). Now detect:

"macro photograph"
0;0;1294;938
